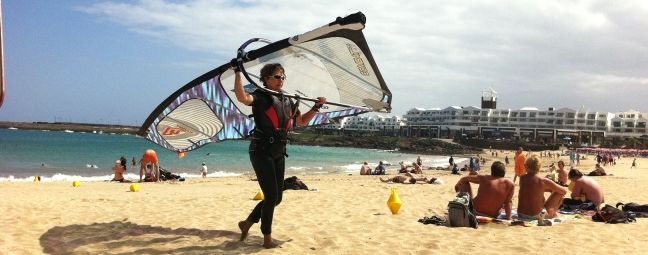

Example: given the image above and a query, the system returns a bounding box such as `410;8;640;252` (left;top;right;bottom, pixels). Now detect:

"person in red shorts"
139;149;160;182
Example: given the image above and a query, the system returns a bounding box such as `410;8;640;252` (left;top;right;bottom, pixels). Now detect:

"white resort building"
402;90;647;145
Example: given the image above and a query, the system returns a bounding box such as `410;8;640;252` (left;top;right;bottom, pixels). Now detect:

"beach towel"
447;192;478;228
592;204;636;224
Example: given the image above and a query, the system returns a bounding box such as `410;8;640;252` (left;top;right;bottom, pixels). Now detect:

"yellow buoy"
253;191;265;200
130;184;141;192
72;181;81;187
387;187;402;214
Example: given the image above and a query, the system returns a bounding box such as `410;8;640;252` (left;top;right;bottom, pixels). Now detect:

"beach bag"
592;204;636;224
283;176;309;190
447;192;478;228
616;202;648;218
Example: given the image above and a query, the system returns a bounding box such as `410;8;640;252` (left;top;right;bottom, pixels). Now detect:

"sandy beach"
2;150;648;254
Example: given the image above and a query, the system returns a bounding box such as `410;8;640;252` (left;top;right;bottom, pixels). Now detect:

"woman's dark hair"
120;156;127;170
568;169;583;179
259;63;285;86
491;161;506;177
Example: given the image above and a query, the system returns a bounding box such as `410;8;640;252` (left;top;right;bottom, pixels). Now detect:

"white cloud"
80;0;648;115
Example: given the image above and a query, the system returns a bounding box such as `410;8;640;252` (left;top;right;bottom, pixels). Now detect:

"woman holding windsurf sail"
233;61;326;249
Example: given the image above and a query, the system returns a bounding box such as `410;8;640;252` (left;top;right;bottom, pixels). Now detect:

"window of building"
588;114;596;119
613;122;621;127
567;113;575;118
556;113;564;117
626;122;635;127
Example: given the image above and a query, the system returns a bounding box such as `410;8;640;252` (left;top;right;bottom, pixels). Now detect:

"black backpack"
447;192;478;228
616;202;648;218
592;204;636;224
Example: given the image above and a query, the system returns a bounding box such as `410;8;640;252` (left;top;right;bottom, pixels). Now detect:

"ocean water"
0;129;462;182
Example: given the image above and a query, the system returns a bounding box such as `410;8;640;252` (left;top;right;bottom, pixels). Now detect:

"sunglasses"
269;75;286;81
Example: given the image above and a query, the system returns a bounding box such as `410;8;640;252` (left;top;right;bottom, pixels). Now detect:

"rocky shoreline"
0;121;139;134
290;132;482;156
0;121;482;156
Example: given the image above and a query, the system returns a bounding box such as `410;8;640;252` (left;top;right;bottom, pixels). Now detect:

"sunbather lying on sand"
380;173;436;184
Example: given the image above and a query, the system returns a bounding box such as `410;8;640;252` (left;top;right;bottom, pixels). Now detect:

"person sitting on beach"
111;160;126;182
451;164;460;175
398;161;411;174
140;163;160;182
380;172;437;184
360;162;372;175
588;164;607;176
562;169;604;210
416;156;423;168
454;161;514;220
372;161;386;175
518;155;566;219
461;164;469;172
410;162;423;174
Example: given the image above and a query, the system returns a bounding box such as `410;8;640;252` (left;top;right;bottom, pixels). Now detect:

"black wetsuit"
245;90;299;235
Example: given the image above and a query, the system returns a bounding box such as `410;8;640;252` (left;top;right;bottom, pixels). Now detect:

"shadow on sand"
39;220;281;254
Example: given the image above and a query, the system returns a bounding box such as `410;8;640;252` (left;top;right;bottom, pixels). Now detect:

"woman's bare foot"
238;220;253;241
263;234;279;249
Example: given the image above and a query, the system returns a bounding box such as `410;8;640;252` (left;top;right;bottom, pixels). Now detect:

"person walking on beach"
632;158;637;169
449;155;454;167
233;62;326;249
513;147;527;183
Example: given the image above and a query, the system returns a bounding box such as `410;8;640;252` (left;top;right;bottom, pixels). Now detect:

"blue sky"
2;0;648;126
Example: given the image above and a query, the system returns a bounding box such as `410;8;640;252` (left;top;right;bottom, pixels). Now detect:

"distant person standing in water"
233;62;327;249
200;162;208;178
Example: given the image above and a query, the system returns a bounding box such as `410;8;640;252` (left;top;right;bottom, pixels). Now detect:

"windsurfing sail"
0;0;5;109
138;12;391;153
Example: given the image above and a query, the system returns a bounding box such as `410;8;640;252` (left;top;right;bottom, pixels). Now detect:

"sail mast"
0;0;5;108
